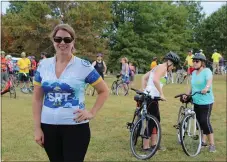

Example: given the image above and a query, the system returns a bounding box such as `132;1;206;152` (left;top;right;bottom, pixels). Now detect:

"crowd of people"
2;23;225;161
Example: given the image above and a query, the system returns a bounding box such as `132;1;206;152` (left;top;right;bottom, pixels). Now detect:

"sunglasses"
53;37;74;43
193;60;200;63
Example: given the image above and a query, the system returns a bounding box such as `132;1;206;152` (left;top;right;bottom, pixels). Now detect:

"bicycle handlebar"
174;91;210;98
131;88;163;101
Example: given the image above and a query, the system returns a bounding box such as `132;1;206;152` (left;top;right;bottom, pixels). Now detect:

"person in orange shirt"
1;51;9;86
150;57;158;70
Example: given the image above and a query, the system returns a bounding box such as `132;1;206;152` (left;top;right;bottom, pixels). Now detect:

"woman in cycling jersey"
141;52;180;151
183;53;216;152
33;24;109;162
120;57;129;83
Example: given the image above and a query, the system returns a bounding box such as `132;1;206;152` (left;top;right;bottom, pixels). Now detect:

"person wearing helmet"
199;49;205;56
184;49;194;75
141;51;180;151
150;56;158;70
183;53;216;152
17;52;31;93
1;51;9;87
5;55;14;75
211;49;222;74
92;53;107;79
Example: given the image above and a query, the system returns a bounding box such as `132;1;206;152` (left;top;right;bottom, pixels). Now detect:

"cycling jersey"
144;65;167;96
185;54;194;67
1;57;7;71
212;52;221;63
34;55;102;125
17;58;31;73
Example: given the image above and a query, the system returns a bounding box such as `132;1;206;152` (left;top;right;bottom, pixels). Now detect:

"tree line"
1;1;226;72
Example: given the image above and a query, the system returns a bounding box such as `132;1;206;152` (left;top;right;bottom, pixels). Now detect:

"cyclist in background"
92;53;107;79
17;52;31;93
5;55;14;76
211;49;222;75
183;53;216;153
150;57;158;70
219;53;225;75
199;49;205;56
121;57;130;84
1;51;9;87
142;51;180;151
38;52;47;66
129;62;136;87
184;49;194;82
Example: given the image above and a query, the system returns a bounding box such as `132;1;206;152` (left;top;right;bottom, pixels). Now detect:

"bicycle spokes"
180;114;202;156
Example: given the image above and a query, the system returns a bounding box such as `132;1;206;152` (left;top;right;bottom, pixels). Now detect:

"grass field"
1;74;226;161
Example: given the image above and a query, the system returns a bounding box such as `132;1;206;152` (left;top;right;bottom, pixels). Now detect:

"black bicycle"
126;88;162;160
174;91;209;157
110;74;129;96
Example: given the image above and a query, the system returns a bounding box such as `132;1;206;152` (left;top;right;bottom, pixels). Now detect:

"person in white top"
141;51;180;151
32;24;109;162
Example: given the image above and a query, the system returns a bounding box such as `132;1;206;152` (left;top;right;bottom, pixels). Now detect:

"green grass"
2;75;226;161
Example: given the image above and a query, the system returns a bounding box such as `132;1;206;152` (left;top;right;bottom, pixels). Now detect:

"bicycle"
173;91;209;157
175;66;187;84
126;88;162;160
1;74;16;98
110;74;129;96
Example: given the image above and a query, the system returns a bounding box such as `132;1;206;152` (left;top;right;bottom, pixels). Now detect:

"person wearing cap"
92;53;107;79
183;53;216;153
150;57;158;70
211;49;222;74
17;52;31;93
1;51;9;86
142;51;180;151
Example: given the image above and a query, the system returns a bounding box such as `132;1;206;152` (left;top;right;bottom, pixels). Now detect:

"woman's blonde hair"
122;57;128;63
50;24;76;53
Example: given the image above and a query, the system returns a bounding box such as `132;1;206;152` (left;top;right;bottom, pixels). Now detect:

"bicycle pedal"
173;125;179;129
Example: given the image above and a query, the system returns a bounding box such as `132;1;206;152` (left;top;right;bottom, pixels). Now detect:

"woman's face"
167;60;174;71
121;58;125;63
193;59;202;68
53;29;74;55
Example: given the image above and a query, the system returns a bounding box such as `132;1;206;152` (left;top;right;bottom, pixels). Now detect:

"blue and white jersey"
34;55;102;125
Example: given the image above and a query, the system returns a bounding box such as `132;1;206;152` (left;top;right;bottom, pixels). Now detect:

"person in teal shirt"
183;53;216;153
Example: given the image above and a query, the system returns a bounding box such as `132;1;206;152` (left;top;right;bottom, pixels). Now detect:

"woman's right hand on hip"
34;127;44;148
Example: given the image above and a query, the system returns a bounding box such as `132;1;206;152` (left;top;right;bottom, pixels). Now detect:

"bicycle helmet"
5;55;12;59
188;49;193;53
1;51;5;55
199;49;203;52
164;51;180;65
214;49;217;52
192;53;206;61
97;53;103;57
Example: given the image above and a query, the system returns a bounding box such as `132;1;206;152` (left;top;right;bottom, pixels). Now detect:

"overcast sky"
1;1;226;16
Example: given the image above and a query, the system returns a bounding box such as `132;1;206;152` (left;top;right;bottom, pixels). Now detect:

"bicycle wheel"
130;114;161;160
116;83;129;96
180;114;202;157
110;81;117;95
176;106;185;143
9;86;16;98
